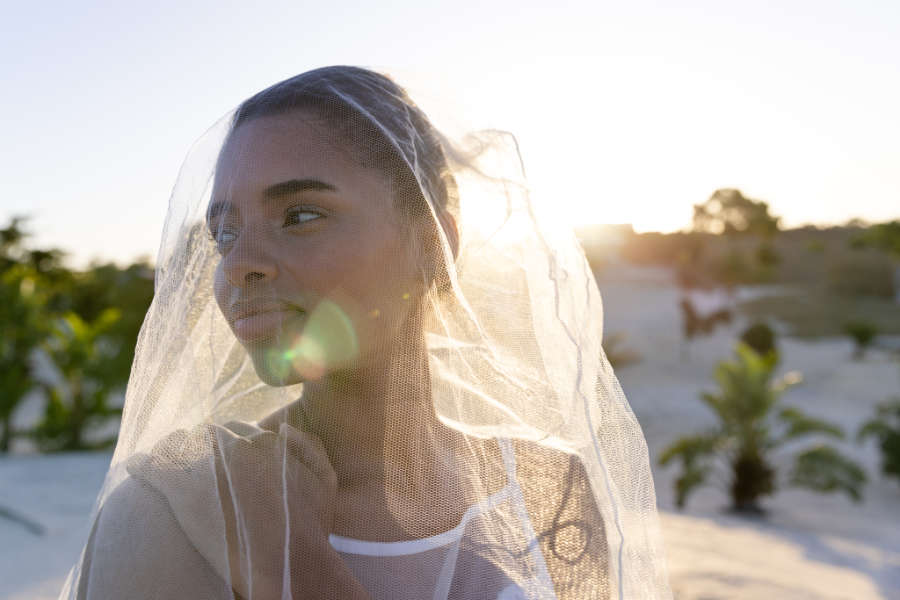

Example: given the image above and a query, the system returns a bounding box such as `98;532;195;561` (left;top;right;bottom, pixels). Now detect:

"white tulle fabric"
59;66;671;599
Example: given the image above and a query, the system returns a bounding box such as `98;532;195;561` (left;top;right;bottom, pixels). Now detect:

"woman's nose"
221;230;279;287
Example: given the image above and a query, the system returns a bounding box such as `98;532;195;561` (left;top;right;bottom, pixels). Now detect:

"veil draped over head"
61;66;671;599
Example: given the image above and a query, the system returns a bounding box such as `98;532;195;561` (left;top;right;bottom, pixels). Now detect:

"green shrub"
740;322;776;357
852;220;900;256
659;344;865;513
858;399;900;484
844;320;878;359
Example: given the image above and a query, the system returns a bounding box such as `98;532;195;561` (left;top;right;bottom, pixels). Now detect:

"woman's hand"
214;422;368;599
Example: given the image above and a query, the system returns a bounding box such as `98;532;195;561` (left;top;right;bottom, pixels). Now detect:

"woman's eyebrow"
263;178;337;199
206;179;337;226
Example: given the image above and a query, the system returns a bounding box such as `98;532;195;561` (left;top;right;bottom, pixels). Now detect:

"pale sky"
2;1;898;266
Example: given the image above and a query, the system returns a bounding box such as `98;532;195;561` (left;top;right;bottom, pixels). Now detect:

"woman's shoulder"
76;474;230;599
74;423;257;598
506;437;612;600
507;437;602;517
508;437;587;478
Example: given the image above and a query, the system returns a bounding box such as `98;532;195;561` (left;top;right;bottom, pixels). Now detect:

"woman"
61;66;670;599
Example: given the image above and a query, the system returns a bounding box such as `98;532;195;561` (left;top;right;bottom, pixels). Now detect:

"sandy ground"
0;453;109;600
1;265;898;599
600;264;900;599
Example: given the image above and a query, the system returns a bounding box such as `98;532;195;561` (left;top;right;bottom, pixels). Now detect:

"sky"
1;0;898;267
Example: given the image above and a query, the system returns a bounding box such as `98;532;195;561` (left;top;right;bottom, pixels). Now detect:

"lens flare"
265;299;359;381
287;336;328;381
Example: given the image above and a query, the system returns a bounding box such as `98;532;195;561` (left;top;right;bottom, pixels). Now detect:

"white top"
328;439;557;600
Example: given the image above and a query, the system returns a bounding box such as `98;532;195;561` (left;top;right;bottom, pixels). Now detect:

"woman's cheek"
212;264;230;314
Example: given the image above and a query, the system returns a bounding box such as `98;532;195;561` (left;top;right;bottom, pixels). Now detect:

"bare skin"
78;107;607;600
209;110;503;597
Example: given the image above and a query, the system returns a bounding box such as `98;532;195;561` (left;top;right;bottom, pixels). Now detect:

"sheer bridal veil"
60;66;671;600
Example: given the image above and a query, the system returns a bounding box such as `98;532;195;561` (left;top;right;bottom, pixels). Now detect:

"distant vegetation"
582;196;899;513
852;220;900;256
844;320;878;360
659;343;866;513
739;322;777;358
580;189;900;339
602;332;641;369
617;188;783;288
0;217;153;452
858;397;900;486
740;293;900;338
691;188;780;238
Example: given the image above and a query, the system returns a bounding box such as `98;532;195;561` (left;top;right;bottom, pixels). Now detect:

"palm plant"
0;263;46;451
739;322;776;358
32;309;125;451
0;217;70;452
858;398;900;484
660;343;865;513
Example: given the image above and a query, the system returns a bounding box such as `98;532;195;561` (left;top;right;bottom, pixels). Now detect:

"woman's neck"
295;325;458;497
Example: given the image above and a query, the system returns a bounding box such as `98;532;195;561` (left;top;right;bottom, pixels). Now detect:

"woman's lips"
232;309;302;343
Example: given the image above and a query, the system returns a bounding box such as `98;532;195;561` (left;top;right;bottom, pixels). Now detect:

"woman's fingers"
279;423;337;491
218;421;334;490
217;422;337;535
210;422;340;598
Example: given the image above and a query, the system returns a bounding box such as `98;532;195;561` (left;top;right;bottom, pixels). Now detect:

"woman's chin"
243;300;363;386
247;346;320;386
246;336;355;386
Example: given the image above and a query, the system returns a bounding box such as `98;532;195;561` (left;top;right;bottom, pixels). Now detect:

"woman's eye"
284;208;322;226
208;227;237;252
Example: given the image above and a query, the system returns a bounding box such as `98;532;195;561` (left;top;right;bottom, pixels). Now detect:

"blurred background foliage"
578;188;900;510
2;186;898;470
583;189;900;339
659;341;866;513
0;217;153;452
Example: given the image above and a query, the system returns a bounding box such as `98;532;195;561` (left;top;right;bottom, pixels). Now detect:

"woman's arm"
514;440;611;600
76;476;232;599
77;422;372;600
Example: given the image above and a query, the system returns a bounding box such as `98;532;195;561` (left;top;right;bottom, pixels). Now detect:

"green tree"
0;218;59;451
32;309;126;451
692;189;780;238
0;217;152;452
660;344;865;513
852;220;900;256
0;264;46;451
691;189;782;285
59;261;155;377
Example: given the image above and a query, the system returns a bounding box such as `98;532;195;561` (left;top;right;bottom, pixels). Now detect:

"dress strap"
496;437;517;483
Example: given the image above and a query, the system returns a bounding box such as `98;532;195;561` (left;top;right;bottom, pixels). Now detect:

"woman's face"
209;111;424;385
